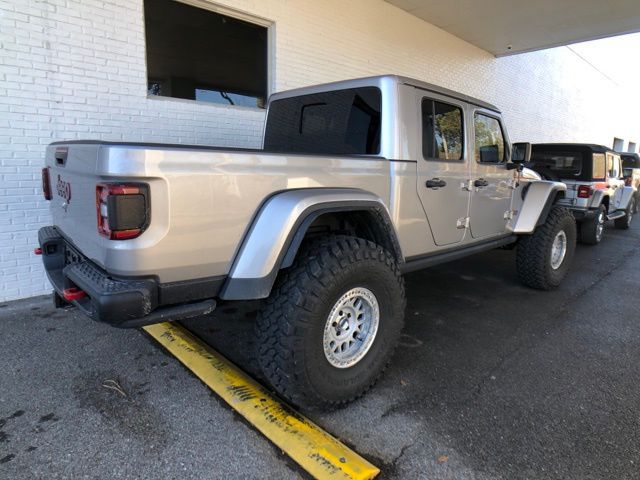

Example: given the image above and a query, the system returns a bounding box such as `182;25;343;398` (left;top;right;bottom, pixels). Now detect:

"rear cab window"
529;147;608;182
530;151;584;177
474;113;505;163
264;87;381;155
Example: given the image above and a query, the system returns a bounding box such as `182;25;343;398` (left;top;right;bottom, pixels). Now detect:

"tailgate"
45;143;106;267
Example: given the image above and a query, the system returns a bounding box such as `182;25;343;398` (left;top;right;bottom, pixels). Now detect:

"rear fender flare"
590;189;606;209
219;188;401;300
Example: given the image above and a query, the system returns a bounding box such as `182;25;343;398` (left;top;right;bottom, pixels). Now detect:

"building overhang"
385;0;640;56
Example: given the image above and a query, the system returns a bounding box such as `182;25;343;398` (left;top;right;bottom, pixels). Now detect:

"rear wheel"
256;235;405;410
516;206;576;290
580;204;606;245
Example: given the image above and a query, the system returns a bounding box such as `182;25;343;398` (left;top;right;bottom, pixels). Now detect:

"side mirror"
511;142;531;164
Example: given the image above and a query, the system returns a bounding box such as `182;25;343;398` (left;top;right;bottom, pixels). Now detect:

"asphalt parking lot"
2;219;639;479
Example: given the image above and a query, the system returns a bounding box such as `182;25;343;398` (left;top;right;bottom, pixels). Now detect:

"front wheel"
614;205;633;229
516;206;577;290
580;205;606;245
256;235;406;410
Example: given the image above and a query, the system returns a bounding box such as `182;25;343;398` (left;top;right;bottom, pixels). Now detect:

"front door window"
474;114;505;164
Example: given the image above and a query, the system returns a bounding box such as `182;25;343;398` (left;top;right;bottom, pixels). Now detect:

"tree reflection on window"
475;114;505;163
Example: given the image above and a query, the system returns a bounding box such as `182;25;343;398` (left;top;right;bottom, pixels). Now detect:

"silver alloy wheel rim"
550;230;567;270
323;287;380;369
596;211;605;241
628;209;633;226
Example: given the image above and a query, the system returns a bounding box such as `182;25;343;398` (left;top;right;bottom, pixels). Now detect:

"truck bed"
45;141;396;284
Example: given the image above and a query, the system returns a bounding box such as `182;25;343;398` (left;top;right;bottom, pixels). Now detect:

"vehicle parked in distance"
38;75;576;409
528;143;636;244
621;152;640;213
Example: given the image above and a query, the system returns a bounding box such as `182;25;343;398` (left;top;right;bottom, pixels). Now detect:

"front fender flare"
617;186;636;211
219;188;400;300
511;181;567;234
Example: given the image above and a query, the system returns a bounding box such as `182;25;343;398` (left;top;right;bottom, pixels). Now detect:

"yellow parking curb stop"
143;322;380;480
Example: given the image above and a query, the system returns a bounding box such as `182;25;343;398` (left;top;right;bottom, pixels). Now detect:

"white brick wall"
1;0;639;302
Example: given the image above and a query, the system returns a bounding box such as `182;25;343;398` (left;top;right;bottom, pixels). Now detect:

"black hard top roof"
531;143;615;154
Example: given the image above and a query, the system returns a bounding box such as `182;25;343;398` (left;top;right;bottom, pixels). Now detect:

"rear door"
416;92;471;246
468;110;513;239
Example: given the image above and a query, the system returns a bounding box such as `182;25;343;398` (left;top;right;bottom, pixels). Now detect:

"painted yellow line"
143;322;380;480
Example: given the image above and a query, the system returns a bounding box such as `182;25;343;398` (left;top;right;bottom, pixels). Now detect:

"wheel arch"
219;188;402;300
280;207;402;269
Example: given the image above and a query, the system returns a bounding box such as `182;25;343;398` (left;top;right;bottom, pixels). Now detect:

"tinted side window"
474;114;505;163
422;99;463;160
421;99;434;159
264;87;381;155
530;151;583;176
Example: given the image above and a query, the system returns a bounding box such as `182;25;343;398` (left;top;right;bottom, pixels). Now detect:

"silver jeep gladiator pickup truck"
38;75;576;409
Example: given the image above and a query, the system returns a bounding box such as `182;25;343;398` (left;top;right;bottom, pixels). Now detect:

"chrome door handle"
426;178;447;189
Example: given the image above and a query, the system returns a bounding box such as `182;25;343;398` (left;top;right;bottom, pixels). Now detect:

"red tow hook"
63;287;87;301
34;247;43;255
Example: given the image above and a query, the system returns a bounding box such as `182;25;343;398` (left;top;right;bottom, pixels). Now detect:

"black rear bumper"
38;226;218;328
570;208;598;221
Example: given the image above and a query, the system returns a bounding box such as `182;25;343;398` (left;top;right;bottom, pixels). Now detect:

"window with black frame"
474;113;505;163
529;151;583;177
263;87;381;155
422;99;464;161
144;0;268;108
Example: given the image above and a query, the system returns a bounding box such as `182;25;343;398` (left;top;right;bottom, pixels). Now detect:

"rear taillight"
42;167;51;200
96;183;149;240
577;185;592;198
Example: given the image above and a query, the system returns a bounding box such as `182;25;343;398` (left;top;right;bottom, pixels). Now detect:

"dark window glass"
622;154;640;168
422;100;463;160
144;0;267;108
474;114;505;163
264;87;381;155
421;100;435;158
530;151;584;176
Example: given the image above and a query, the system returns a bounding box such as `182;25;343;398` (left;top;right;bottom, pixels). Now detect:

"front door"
468;110;513;239
416;93;470;246
607;153;625;209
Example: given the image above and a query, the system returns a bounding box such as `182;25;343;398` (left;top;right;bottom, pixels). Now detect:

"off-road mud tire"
256;234;405;410
516;206;576;290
